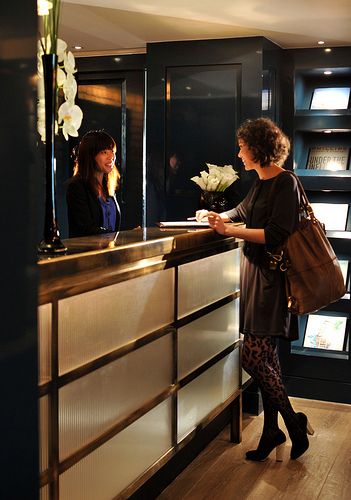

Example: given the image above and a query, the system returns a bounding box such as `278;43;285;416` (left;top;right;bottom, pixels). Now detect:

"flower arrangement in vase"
191;163;239;212
37;0;83;254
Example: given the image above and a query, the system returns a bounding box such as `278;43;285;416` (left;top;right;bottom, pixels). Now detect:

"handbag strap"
269;170;316;221
266;170;317;271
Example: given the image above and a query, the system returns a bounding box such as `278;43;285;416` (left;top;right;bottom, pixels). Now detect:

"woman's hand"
207;211;227;235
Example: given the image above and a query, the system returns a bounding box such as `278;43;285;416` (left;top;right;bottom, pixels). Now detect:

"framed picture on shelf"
310;203;349;231
306;146;350;171
310;87;351;110
303;314;347;351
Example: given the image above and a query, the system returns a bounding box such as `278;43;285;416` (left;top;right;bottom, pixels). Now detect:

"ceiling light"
324;48;332;53
318;40;325;45
324;71;332;75
114;57;121;62
324;130;332;133
185;86;192;90
74;45;83;50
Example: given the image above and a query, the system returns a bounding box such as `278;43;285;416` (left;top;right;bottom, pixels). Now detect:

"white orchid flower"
57;67;66;87
37;0;53;16
64;51;77;74
37;14;83;142
57;39;67;63
37;101;46;142
63;72;77;102
58;101;83;140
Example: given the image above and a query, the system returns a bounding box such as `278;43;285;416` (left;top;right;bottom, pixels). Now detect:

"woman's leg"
242;333;311;459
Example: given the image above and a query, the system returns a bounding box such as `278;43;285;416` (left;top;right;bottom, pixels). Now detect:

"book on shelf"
310;87;350;110
306;146;349;171
303;314;347;351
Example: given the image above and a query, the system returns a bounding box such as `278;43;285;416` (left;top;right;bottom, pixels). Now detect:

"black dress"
226;172;299;340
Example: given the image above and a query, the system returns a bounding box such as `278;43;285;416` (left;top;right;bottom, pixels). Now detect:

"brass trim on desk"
38;229;242;304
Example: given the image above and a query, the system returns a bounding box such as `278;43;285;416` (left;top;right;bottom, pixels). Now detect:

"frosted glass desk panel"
242;369;251;386
177;249;240;319
59;334;172;459
58;268;174;374
59;399;172;500
178;299;240;378
39;396;49;473
40;485;49;500
177;349;240;442
38;304;52;384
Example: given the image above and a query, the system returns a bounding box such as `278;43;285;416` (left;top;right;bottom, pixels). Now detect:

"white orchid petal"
64;51;77;73
37;0;53;16
56;39;68;62
57;67;66;87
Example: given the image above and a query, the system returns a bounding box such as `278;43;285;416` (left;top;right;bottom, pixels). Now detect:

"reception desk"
38;227;243;499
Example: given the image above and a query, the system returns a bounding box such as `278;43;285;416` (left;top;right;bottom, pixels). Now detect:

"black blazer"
66;177;121;238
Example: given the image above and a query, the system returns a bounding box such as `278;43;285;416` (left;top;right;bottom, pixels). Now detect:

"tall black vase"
38;54;67;255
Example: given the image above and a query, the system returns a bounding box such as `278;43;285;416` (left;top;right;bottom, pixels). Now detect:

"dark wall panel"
146;37;282;225
0;0;39;498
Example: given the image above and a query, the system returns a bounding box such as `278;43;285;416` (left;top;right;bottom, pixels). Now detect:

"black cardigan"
66;177;121;238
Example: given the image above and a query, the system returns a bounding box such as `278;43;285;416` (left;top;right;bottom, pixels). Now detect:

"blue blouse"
98;196;117;232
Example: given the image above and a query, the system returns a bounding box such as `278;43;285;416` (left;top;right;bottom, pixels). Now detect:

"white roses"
191;163;239;192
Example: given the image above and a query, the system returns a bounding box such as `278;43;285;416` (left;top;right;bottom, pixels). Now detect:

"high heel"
297;412;314;435
246;429;286;462
290;412;314;460
275;442;285;462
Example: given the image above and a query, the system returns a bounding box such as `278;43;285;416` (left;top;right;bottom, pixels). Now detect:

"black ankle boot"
246;429;286;462
290;412;314;460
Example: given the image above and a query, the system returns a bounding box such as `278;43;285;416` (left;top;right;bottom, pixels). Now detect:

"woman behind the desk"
66;130;121;238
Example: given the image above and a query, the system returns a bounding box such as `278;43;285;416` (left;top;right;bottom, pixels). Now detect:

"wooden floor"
157;398;351;500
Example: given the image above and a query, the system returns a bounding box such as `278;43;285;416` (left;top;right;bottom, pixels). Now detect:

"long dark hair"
73;130;120;198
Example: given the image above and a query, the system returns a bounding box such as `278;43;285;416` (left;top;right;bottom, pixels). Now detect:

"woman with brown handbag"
196;117;314;461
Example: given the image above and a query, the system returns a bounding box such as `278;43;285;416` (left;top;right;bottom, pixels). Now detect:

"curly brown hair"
237;118;290;167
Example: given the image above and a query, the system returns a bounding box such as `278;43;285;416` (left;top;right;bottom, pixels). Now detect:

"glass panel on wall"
261;69;276;119
78;82;123;160
291;312;350;360
77;82;127;225
165;64;240;219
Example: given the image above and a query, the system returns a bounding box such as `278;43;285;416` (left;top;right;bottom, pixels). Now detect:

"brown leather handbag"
267;172;346;315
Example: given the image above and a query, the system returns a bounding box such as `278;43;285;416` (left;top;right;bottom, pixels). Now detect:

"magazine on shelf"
310;203;349;231
310;87;350;110
303;314;347;351
306;146;349;170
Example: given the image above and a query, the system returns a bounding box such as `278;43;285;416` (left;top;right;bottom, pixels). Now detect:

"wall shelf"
281;46;351;404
